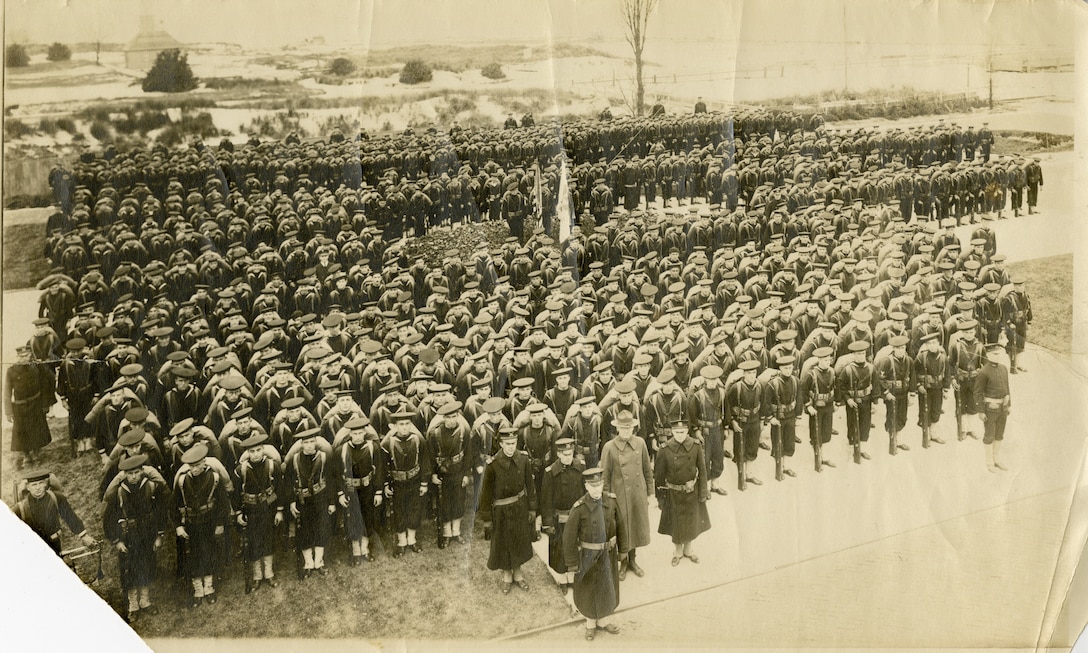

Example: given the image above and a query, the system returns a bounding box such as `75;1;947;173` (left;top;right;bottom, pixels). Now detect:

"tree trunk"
635;55;645;117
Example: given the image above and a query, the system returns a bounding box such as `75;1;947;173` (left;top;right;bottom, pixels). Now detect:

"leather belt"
390;465;420;482
580;537;616;551
12;393;40;405
850;387;872;399
733;407;755;420
242;487;277;505
493;489;525;507
437;451;464;467
346;472;374;488
666;480;696;493
296;479;327;499
181;503;215;519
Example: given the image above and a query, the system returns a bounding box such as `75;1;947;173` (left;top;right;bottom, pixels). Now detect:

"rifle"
850;406;861;465
771;421;783;482
888;394;898;456
734;422;747;491
954;384;964;441
118;543;131;599
384;483;396;541
62;542;104;585
811;407;823;473
174;532;189;606
432;474;445;545
920;389;930;449
239;518;253;594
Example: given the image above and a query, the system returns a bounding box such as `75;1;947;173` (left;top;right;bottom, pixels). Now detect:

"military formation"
10;104;1032;633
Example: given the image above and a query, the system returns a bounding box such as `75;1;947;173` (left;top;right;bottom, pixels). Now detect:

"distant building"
124;15;183;71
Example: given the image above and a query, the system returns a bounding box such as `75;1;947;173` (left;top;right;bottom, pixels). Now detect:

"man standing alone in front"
655;419;711;566
975;344;1012;472
564;467;623;641
479;428;536;594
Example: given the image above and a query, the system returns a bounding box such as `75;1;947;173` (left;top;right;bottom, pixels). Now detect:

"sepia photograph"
1;0;1085;650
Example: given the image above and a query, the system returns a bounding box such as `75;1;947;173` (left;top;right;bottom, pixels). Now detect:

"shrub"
156;113;219;148
481;63;505;80
46;43;72;62
5;118;34;139
134;110;171;133
4;193;53;210
142;49;198;93
177;111;219;139
56;118;77;134
399;59;432;85
89;120;112;141
202;77;288;90
156;125;185;147
6;44;29;68
328;57;356;77
447;95;476;114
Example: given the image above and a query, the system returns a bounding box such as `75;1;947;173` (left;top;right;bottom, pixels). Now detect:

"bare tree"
620;0;658;116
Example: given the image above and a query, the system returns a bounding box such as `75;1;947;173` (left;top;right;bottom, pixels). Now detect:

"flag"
533;165;543;221
558;158;574;244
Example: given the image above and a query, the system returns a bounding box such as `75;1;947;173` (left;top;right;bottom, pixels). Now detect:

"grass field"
2;222;51;290
1;415;570;639
1008;253;1073;356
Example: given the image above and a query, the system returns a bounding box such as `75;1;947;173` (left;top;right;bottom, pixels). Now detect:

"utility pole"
987;41;994;109
842;1;849;93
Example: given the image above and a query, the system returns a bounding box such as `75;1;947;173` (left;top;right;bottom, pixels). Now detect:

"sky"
4;0;1076;54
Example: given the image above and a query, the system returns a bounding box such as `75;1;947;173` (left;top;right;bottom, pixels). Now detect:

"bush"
89;120;112;141
56;117;77;134
328;57;356;77
447;95;476;114
6;44;29;68
134;110;171;133
399;59;432;85
46;43;72;62
4;193;53;210
202;77;288;90
4;118;34;139
481;63;505;80
142;49;198;93
178;111;219;139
